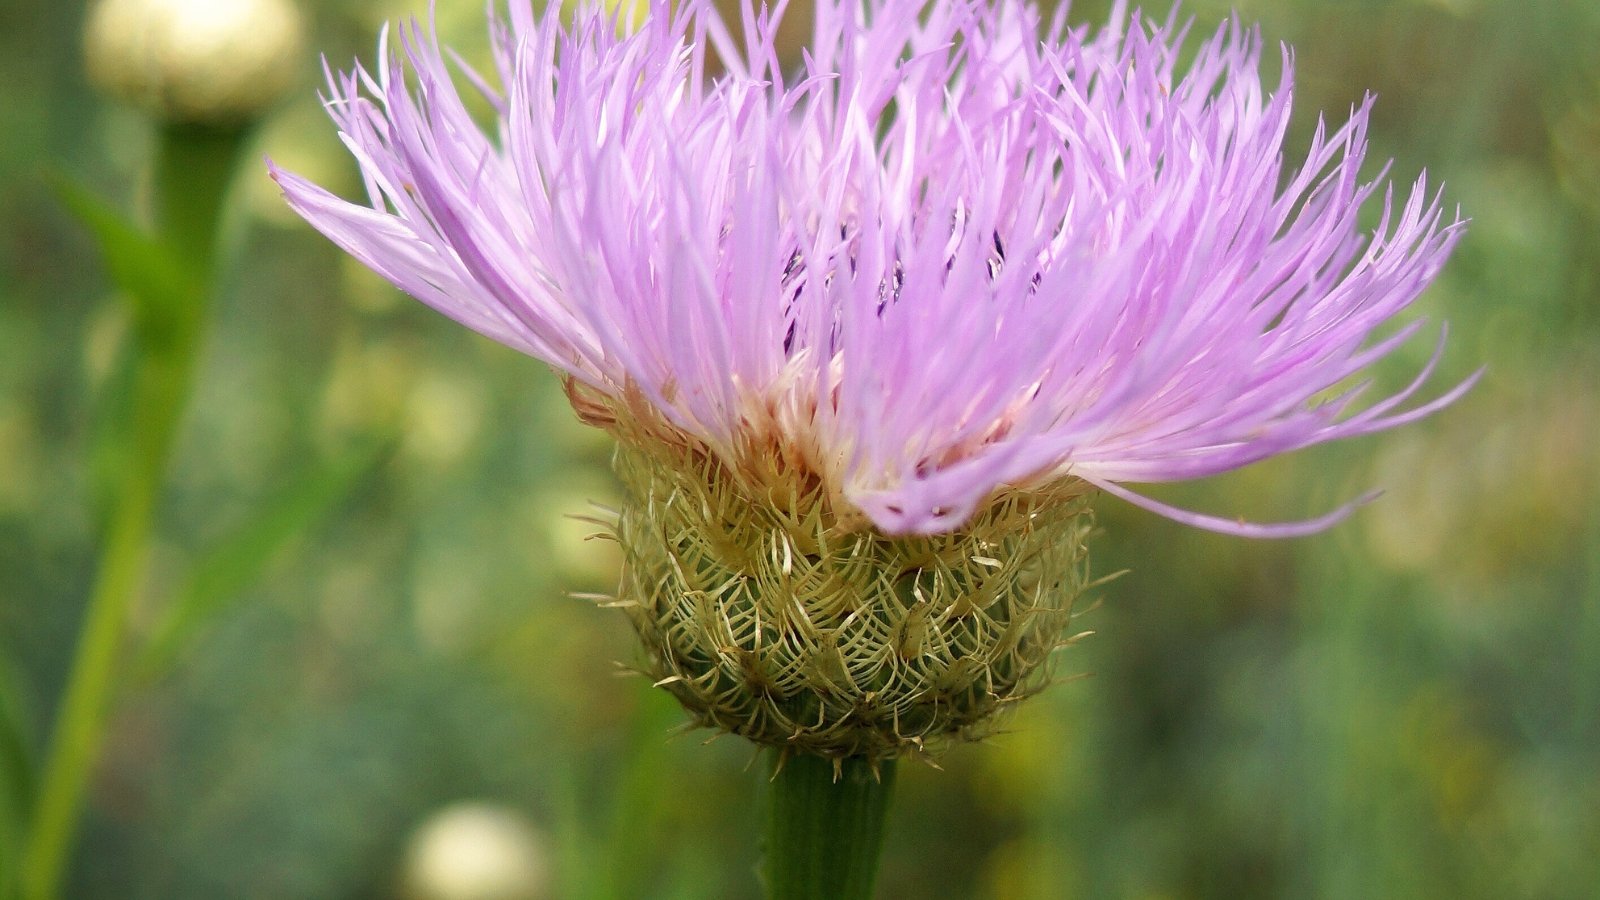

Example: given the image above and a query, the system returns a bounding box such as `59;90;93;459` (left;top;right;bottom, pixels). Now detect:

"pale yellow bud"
402;804;551;900
84;0;305;123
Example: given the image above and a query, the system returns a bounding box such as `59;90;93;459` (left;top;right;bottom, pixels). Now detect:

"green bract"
611;439;1095;761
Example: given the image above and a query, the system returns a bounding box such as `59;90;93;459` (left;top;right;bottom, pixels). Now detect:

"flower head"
273;0;1470;537
272;0;1472;758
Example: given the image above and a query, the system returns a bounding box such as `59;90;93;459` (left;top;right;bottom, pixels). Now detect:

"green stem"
764;753;897;900
19;122;244;900
154;123;241;276
18;419;161;900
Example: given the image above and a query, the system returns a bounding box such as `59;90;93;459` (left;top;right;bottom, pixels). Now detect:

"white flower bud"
402;803;550;900
84;0;305;123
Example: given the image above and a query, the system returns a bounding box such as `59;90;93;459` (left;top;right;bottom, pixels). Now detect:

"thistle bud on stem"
85;0;304;124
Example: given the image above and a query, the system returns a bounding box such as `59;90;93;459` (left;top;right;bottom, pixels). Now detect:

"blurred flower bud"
84;0;305;124
402;803;550;900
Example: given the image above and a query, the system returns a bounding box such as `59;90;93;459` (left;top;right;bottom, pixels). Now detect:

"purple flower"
271;0;1474;538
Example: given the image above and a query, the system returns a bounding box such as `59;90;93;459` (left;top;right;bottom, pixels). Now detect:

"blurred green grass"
2;0;1598;897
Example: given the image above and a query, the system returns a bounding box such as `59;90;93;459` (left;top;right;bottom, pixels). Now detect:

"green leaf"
135;440;391;680
47;171;202;348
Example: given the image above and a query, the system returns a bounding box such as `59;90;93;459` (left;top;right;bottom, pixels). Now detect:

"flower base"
610;437;1094;760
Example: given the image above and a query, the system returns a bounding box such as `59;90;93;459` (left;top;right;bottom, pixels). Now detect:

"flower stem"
763;752;897;900
19;122;243;900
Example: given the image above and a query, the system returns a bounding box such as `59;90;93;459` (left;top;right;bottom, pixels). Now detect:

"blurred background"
2;0;1597;897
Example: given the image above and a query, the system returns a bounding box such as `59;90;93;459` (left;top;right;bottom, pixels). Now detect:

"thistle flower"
271;0;1472;759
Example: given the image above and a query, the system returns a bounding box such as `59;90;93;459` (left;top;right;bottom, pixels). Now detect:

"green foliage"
1;0;1597;898
46;173;202;347
0;660;36;900
135;438;391;681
